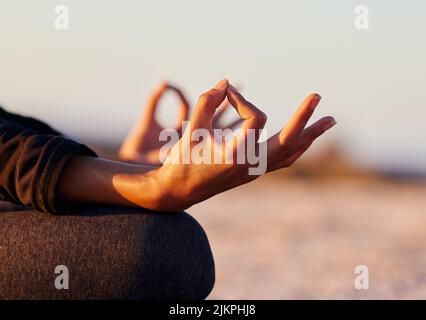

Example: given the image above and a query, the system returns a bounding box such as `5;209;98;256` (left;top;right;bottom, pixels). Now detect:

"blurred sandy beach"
189;167;426;299
92;142;426;299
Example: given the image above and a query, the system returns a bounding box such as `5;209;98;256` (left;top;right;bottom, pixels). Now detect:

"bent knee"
135;212;215;299
0;207;215;299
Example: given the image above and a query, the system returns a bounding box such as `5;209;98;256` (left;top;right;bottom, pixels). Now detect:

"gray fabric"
0;202;215;299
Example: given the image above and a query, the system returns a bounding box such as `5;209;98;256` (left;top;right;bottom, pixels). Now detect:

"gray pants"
0;202;215;299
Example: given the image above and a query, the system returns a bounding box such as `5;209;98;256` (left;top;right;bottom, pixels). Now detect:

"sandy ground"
189;177;426;299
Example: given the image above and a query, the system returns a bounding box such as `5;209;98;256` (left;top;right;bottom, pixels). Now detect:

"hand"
136;79;336;211
119;81;190;165
119;81;243;165
59;79;336;212
212;85;244;130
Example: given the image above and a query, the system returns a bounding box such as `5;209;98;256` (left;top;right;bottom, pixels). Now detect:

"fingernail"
323;120;337;131
215;78;228;89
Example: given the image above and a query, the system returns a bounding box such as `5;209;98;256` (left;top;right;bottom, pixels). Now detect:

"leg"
0;203;215;299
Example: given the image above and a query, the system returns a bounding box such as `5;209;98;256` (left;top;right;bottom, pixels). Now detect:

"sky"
0;0;425;172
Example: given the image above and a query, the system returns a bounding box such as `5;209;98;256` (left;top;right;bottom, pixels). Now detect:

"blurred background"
1;0;426;299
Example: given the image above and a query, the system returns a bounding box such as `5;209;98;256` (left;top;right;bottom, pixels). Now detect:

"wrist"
59;156;188;212
145;164;208;212
113;166;188;212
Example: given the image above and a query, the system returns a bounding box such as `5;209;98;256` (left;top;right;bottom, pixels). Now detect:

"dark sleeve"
0;112;97;214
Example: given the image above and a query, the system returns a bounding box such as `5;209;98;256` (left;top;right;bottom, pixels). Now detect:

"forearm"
58;156;166;211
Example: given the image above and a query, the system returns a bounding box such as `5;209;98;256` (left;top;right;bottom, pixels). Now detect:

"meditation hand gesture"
119;82;244;165
119;81;190;165
60;79;336;212
135;79;336;210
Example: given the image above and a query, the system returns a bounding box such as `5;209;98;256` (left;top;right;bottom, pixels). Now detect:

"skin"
118;81;190;165
59;79;336;212
119;81;242;165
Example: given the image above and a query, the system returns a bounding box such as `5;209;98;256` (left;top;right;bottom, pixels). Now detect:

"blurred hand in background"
118;81;189;165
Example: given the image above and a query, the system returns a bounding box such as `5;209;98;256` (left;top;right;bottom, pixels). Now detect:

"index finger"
166;84;191;130
144;81;168;121
191;79;229;129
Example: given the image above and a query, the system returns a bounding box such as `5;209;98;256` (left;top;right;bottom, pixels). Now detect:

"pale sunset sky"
1;0;425;172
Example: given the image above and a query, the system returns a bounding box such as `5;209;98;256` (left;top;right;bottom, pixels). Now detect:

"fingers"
212;99;240;129
212;106;244;130
268;117;336;172
144;81;168;120
298;116;336;146
279;93;321;145
143;81;191;133
266;93;321;162
213;85;243;130
266;115;336;171
191;79;229;129
264;92;335;170
214;84;241;122
214;96;231;123
166;84;190;131
225;118;244;130
226;84;267;138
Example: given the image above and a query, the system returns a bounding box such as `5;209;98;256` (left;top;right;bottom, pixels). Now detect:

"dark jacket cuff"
32;136;97;214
